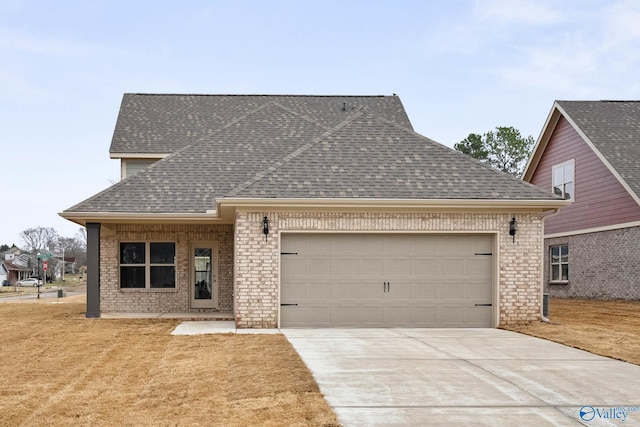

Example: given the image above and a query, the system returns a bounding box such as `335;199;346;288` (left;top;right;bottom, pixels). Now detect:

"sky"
2;0;640;247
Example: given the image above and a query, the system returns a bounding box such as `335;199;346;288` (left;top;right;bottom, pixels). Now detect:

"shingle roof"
228;113;559;200
66;99;560;215
557;101;640;198
110;94;413;155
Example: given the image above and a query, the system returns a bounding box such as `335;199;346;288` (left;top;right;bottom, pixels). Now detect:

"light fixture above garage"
263;216;270;241
509;217;518;243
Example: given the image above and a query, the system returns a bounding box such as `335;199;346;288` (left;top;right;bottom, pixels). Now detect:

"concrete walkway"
282;328;640;426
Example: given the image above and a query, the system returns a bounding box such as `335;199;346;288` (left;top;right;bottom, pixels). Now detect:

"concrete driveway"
282;328;640;426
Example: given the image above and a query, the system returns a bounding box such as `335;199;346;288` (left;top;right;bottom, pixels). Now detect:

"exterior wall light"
263;216;269;241
509;217;518;243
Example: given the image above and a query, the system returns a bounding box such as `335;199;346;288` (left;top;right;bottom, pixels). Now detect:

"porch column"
86;222;101;318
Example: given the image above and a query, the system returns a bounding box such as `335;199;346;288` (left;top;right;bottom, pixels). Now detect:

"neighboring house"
523;100;640;300
2;254;33;284
61;94;567;327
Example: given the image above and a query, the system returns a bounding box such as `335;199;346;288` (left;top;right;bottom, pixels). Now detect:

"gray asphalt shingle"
229;113;559;200
65;94;560;215
110;94;413;155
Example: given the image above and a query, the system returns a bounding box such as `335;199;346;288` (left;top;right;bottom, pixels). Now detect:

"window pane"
564;181;574;200
151;266;175;288
551;246;559;263
561;245;569;263
553;167;564;186
564;162;574;181
120;243;145;264
561;264;569;281
551;265;559;281
150;243;175;264
121;266;145;288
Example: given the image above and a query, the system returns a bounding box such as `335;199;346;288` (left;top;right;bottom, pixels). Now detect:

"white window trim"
552;159;575;201
549;244;569;284
119;241;176;289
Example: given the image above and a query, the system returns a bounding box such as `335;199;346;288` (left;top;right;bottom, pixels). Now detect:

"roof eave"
109;153;171;160
218;197;570;211
58;211;222;226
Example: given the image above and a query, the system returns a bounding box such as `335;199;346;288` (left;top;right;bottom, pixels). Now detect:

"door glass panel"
194;248;212;300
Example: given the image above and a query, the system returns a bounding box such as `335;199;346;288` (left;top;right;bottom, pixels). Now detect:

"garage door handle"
474;303;492;307
280;303;298;306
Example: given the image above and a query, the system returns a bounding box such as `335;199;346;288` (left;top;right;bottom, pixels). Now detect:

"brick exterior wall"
234;211;545;328
100;224;233;313
544;226;640;300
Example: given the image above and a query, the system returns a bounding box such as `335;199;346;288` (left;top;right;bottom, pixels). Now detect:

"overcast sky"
2;0;640;247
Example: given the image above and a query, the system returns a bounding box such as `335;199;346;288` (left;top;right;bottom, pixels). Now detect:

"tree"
19;227;59;254
454;126;535;177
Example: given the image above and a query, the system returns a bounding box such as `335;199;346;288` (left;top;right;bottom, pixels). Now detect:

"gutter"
218;197;571;210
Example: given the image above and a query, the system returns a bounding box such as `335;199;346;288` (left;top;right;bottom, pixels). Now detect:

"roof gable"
524;101;640;205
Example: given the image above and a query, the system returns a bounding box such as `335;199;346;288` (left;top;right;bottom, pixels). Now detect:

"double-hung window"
552;159;575;200
120;242;176;288
550;244;569;282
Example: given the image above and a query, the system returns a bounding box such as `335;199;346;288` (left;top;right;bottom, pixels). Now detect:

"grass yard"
505;298;640;365
0;297;338;427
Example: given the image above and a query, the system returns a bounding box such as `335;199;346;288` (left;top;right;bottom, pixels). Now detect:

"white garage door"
280;233;493;327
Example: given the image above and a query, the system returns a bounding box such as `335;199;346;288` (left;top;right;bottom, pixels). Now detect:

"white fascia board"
58;211;220;226
522;103;561;182
109;153;171;159
219;197;570;210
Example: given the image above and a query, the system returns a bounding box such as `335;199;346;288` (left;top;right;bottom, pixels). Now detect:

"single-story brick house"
61;94;568;327
523;100;640;300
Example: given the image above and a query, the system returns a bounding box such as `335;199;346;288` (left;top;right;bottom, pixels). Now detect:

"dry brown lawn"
504;298;640;365
0;297;338;427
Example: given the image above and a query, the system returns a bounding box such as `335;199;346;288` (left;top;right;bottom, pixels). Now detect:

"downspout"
539;209;561;323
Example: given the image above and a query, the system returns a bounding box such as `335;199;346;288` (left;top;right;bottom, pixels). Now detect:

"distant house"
2;253;33;284
61;93;567;327
523;100;640;300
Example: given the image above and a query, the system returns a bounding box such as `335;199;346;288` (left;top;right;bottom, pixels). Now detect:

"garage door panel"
281;234;493;327
333;281;360;299
467;258;492;276
465;282;492;300
359;306;385;324
358;282;385;300
333;306;363;325
414;259;437;276
306;258;332;276
409;282;437;300
384;258;413;276
334;258;360;276
281;258;306;280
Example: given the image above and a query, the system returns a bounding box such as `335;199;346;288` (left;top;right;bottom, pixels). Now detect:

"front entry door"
190;242;219;309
